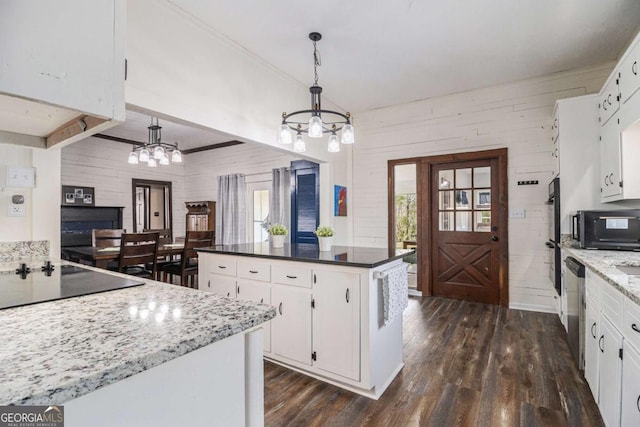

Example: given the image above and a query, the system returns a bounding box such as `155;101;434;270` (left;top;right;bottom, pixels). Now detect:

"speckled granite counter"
562;247;640;306
0;264;275;406
196;242;414;268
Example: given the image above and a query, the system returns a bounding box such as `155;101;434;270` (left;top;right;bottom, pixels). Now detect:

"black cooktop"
0;264;144;310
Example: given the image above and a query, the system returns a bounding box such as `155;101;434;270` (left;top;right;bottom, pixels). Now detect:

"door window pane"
455;190;471;209
439;170;453;189
456;212;472;231
474;190;491;209
473;167;491;188
394;164;417;249
475;211;491;232
439;212;454;231
253;189;269;242
456;168;472;188
439;191;454;210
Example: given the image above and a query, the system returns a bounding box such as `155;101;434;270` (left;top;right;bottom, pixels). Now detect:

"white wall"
351;63;615;312
0;143;60;258
61;137;187;238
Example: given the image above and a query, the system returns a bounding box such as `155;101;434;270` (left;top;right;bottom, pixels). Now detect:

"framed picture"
334;185;347;216
62;185;95;206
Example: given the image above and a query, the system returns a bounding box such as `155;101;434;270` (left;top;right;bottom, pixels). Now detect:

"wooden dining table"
62;244;185;269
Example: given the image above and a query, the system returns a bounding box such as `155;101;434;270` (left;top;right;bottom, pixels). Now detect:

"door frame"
388;148;509;306
131;178;173;237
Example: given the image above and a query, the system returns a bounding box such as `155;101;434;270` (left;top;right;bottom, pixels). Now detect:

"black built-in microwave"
572;210;640;250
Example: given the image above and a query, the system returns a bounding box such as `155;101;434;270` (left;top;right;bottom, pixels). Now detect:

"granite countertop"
0;263;276;406
196;242;414;268
562;246;640;306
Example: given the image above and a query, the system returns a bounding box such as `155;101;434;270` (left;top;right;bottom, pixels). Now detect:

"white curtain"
216;174;247;245
269;167;291;233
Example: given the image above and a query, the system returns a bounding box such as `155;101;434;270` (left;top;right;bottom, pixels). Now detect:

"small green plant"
314;225;334;237
268;224;288;236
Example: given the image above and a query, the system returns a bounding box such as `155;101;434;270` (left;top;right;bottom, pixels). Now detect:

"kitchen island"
0;263;275;427
196;243;412;399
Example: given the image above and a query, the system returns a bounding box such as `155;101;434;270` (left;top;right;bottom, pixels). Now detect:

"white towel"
381;263;408;326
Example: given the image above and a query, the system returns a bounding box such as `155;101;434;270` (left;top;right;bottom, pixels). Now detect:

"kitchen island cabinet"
197;243;412;399
0;263;275;427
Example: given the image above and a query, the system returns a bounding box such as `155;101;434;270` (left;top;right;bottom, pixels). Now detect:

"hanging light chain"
313;39;321;86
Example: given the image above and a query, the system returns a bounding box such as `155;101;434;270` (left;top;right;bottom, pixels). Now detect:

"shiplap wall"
61;137;187;238
352;63;615;312
183;142;297;203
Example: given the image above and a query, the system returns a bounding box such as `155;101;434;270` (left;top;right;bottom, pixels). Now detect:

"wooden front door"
430;156;505;305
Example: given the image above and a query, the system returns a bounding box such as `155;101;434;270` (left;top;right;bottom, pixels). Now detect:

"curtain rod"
242;168;289;178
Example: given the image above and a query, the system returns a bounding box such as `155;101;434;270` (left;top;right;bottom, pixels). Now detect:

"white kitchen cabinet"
599;76;620;126
600;116;622;200
312;270;361;381
598;315;623;427
585;296;600;402
271;285;312;366
205;274;237;298
619;39;640;104
621;341;640;427
551;106;560;177
237;279;272;353
0;0;126;147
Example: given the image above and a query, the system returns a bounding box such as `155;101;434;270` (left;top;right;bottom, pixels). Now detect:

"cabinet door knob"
237;285;240;295
346;288;350;303
604;175;610;186
591;322;597;338
599;335;604;353
249;270;258;274
227;291;230;297
632;323;640;333
218;265;227;269
208;280;211;289
632;60;638;76
260;298;264;304
286;275;297;279
279;302;283;315
636;395;640;413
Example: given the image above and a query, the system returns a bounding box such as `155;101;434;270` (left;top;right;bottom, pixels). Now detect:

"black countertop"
196;243;415;268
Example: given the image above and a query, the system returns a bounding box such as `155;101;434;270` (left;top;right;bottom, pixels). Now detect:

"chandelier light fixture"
278;32;355;153
127;118;182;167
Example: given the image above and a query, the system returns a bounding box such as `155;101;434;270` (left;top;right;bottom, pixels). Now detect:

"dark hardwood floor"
264;297;603;427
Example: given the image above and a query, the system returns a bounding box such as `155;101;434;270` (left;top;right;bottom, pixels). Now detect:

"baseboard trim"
509;302;558;314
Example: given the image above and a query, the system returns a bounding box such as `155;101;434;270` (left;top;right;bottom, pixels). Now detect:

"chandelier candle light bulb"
279;32;354;152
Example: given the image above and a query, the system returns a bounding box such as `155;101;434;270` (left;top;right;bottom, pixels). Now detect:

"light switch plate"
509;208;526;219
6;167;35;188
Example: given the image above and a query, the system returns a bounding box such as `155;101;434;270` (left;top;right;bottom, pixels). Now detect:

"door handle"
599;335;604;353
491;236;499;242
545;241;554;248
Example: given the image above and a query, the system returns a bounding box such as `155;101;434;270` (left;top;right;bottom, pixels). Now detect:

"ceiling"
101;109;237;151
167;0;640;112
105;1;640;150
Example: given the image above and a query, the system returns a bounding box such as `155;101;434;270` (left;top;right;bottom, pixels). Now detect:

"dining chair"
92;229;126;247
161;230;214;288
143;228;174;279
115;232;160;279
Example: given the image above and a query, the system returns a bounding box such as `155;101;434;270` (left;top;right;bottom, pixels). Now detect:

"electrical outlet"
8;196;26;217
509;208;526;219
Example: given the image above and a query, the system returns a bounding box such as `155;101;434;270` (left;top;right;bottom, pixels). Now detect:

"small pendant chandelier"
278;32;355;153
127;118;182;166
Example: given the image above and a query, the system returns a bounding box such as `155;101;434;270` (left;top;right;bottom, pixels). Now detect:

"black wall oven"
546;177;561;295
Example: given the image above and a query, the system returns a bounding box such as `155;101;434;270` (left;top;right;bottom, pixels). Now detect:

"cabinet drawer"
600;278;624;328
208;255;237;277
585;269;601;308
272;264;312;288
624;297;640;352
238;259;271;282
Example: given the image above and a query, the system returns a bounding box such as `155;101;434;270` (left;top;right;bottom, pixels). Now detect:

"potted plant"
267;224;288;248
315;225;334;252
